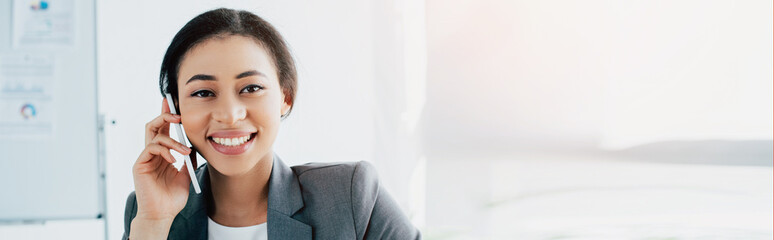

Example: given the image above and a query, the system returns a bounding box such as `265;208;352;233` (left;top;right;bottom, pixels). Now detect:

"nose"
212;95;247;125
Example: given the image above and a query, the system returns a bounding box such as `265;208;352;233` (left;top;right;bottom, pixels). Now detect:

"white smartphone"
165;93;202;194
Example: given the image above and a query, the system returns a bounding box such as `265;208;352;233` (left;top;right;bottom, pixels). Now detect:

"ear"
281;97;292;116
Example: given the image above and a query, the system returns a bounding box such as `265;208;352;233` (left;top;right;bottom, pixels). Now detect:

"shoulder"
290;160;380;204
291;160;378;185
291;161;380;206
122;192;137;240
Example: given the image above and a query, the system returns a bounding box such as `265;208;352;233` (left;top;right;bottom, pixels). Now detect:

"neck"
208;153;273;227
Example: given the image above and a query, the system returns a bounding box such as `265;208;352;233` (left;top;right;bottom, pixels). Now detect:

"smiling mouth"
208;133;257;147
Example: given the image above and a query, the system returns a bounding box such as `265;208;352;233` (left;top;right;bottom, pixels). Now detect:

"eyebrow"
186;70;267;84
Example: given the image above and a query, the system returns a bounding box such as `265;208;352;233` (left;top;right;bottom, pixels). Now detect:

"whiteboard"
0;0;102;221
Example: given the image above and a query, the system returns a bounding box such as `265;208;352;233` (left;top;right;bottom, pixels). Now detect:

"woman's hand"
131;98;193;228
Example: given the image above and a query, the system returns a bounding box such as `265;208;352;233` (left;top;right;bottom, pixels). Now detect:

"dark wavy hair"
159;8;297;119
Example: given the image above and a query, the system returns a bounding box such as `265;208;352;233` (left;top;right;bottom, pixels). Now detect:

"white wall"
422;0;773;155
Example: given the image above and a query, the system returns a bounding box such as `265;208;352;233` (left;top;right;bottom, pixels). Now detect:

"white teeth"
211;135;251;146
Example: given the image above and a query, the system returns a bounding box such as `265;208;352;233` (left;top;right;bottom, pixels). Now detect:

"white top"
207;217;268;240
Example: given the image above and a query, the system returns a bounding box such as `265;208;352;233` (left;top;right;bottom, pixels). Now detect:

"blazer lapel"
267;154;312;239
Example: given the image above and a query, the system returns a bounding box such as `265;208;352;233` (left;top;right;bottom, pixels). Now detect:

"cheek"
246;100;280;123
179;105;210;139
249;92;284;118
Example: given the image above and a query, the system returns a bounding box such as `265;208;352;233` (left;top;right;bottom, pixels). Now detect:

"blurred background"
0;0;771;239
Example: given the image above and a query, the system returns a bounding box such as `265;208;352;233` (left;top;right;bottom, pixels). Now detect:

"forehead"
177;35;277;83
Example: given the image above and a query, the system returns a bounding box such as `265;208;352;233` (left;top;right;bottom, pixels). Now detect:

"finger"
162;97;171;114
144;113;181;144
151;144;178;165
134;145;176;176
141;144;178;165
145;113;180;133
151;134;192;155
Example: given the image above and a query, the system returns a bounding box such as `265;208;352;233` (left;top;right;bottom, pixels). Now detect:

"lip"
207;130;257;155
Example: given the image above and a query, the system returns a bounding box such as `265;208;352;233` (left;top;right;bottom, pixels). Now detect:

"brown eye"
241;84;264;93
191;90;215;98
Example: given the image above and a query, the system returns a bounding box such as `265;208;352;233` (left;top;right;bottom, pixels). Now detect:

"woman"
123;8;420;239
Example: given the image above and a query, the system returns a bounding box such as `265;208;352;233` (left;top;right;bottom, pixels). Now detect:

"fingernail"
173;115;181;119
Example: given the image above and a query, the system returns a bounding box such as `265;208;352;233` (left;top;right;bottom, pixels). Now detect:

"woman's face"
176;35;290;176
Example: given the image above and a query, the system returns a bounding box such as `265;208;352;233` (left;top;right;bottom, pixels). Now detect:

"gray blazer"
122;154;421;239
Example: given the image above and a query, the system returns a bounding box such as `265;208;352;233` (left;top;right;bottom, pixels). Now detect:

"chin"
202;149;271;177
209;161;256;176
